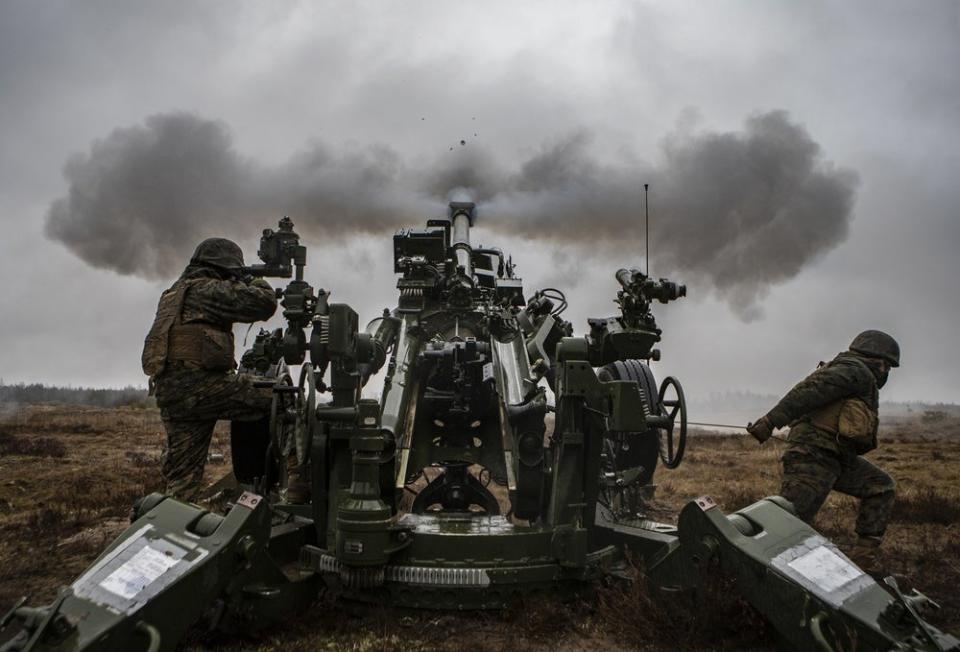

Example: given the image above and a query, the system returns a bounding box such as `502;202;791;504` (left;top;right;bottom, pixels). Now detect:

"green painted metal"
644;496;959;651
3;205;956;652
0;493;319;651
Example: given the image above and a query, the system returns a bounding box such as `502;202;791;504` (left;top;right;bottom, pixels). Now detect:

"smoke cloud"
481;111;860;318
45;110;857;317
44;113;437;278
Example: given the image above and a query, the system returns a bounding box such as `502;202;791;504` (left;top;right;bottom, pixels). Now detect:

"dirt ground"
0;405;958;650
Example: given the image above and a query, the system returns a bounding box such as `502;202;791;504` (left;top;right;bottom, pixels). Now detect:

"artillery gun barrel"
450;203;474;284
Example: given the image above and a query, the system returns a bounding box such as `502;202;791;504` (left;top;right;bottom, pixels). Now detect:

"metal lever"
883;576;945;652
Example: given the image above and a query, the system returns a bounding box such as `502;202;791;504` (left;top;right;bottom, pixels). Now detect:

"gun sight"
242;216;306;279
616;268;686;304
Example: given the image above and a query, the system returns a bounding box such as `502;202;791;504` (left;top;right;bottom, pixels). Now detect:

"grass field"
0;405;958;650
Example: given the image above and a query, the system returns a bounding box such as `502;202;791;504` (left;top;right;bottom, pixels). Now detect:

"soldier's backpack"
142;279;235;379
806;357;879;454
142;281;190;378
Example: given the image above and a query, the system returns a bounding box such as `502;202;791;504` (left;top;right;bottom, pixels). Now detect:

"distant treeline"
0;382;153;408
1;382;954;415
690;390;959;417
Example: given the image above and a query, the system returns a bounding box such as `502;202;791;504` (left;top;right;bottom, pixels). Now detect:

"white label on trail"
482;362;494;382
787;545;863;593
99;545;180;600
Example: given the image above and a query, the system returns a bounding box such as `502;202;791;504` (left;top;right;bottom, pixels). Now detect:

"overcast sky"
1;1;958;406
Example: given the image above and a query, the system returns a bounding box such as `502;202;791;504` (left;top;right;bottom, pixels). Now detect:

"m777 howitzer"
3;203;956;652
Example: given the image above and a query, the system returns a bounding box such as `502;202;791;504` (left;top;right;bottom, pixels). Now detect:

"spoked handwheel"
656;376;687;469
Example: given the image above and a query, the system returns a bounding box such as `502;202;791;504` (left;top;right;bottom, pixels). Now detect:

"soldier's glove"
746;416;774;444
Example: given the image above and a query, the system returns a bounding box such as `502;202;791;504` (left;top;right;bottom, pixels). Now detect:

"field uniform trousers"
779;442;896;538
155;367;273;502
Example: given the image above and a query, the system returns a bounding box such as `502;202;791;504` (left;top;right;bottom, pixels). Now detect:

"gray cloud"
46;110;856;318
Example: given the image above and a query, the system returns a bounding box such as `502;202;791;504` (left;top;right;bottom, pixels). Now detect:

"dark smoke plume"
480;111;860;318
45;112;437;278
45;110;857;317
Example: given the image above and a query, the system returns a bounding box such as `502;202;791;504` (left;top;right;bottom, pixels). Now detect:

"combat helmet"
189;238;245;271
850;330;900;367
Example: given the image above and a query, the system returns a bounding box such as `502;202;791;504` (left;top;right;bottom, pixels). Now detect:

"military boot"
850;535;883;574
282;455;311;505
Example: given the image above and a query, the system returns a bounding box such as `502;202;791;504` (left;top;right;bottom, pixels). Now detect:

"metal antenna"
644;183;650;275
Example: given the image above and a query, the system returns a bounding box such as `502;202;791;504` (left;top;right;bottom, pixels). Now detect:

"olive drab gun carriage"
3;204;956;652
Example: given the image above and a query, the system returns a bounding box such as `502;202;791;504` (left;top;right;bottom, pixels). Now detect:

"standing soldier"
746;331;900;560
142;238;277;502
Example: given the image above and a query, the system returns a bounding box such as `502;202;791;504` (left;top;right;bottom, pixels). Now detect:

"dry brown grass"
0;406;957;650
0;405;221;610
0;429;67;458
595;561;774;651
891;486;960;525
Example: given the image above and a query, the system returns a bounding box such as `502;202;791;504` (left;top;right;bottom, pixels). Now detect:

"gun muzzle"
449;202;476;285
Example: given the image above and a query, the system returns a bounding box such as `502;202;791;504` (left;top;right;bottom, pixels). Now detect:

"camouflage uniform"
142;239;277;502
763;352;895;538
